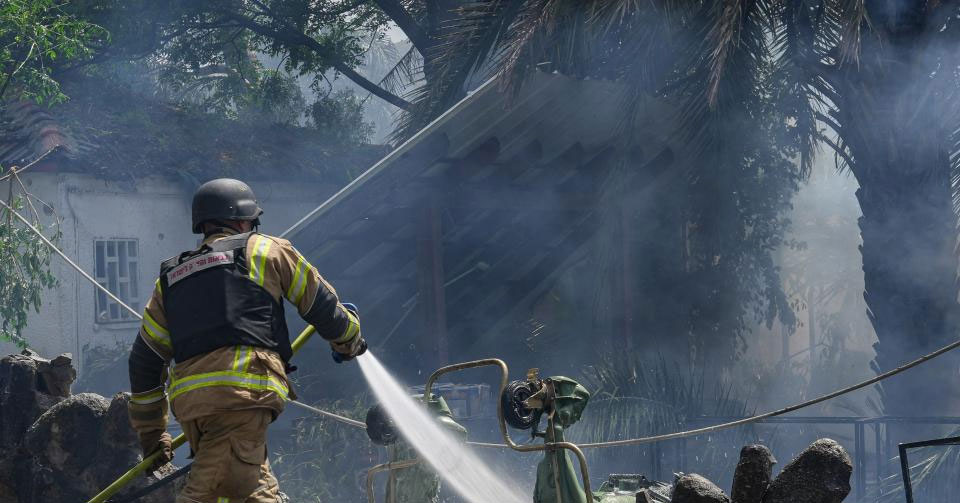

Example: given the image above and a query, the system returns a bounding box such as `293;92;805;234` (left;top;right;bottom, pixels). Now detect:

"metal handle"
366;459;422;503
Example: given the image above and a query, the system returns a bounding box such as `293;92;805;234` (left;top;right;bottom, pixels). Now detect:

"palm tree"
806;2;960;420
403;1;960;418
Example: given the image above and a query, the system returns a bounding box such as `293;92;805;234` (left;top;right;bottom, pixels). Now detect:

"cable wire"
288;399;367;429
0;197;142;319
5;190;960;449
576;336;960;448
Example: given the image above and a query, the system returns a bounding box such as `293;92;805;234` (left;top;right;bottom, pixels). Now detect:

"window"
94;239;140;323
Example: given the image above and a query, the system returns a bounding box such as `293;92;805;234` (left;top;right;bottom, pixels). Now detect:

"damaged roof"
0;90;387;183
285;71;685;365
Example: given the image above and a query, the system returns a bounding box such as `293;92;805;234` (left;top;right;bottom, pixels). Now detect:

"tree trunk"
835;29;960;422
852;147;960;419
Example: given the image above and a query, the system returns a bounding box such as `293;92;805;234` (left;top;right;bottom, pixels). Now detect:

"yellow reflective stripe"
217;498;230;503
170;380;289;401
331;309;360;343
154;278;162;294
170;379;288;401
248;236;262;282
142;312;171;348
285;256;302;299
248;236;272;286
144;312;169;337
130;388;166;405
169;370;289;400
294;264;310;305
241;347;253;373
285;256;310;304
231;346;252;373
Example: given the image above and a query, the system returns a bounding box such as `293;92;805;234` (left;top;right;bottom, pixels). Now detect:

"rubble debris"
732;445;776;503
0;350;180;503
761;439;851;503
672;474;730;503
593;474;672;502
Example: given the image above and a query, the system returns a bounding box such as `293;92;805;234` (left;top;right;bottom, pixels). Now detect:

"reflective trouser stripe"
217;498;230;503
169;371;289;400
232;346;252;372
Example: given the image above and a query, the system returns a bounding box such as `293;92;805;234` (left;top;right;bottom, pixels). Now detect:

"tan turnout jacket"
128;230;359;433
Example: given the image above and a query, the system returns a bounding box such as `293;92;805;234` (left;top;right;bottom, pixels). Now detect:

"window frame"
93;238;141;324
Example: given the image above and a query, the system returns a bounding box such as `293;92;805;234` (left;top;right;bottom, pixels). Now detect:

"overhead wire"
5;176;960;450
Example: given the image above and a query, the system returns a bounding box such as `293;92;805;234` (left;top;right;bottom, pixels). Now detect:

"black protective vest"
159;232;292;364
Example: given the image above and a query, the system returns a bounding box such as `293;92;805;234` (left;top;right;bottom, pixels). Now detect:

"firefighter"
126;178;366;503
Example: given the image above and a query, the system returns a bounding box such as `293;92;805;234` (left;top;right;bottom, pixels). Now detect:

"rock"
673;474;731;503
0;351;76;452
0;454;16;503
761;439;852;503
732;445;776;503
17;393;111;502
0;352;75;503
0;355;41;449
0;351;181;503
101;393;139;450
14;391;182;503
96;393;181;503
36;354;76;397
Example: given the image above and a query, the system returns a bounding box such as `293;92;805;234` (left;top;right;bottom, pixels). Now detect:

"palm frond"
835;0;866;65
391;0;522;142
377;43;423;98
706;0;748;107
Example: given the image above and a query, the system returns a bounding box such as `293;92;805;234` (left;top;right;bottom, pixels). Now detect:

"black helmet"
191;178;263;233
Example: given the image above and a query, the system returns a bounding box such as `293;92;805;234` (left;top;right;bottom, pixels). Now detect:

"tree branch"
0;43;36;100
226;12;412;110
814;110;843;135
817;132;856;171
371;0;431;53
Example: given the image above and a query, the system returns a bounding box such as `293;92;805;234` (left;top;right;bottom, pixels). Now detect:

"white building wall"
0;172;339;375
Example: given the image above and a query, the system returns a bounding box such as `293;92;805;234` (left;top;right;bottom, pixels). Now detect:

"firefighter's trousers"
176;409;280;503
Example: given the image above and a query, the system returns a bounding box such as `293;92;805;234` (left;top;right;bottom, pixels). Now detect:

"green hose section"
86;325;318;503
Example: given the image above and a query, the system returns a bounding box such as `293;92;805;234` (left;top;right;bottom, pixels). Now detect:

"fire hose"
6;191;960;498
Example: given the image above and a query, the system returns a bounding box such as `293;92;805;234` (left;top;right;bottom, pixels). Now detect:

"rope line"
5;187;960;449
576;336;960;448
288;399;367;428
